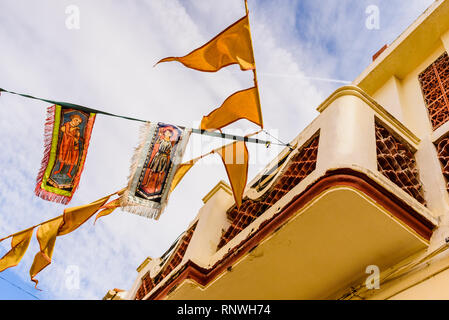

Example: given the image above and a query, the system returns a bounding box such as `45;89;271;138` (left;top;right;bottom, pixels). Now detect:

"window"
418;52;449;130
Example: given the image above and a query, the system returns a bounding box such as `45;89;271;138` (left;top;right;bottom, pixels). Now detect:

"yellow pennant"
30;217;64;287
29;191;123;286
156;16;255;72
215;141;249;207
94;198;122;223
0;229;34;272
0;190;124;287
94;188;126;223
201;87;263;131
58;195;112;235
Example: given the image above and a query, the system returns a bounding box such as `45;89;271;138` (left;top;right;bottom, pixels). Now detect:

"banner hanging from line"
0;0;276;289
121;122;191;220
35;105;96;204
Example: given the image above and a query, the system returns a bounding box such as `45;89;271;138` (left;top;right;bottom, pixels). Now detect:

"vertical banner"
121;122;191;220
35;105;96;204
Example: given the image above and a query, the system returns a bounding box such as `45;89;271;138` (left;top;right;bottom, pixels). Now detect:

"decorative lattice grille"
436;136;449;192
418;52;449;130
217;135;319;249
375;122;426;205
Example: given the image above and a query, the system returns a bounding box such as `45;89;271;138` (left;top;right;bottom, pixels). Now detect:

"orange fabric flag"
201;87;263;131
94;188;126;223
0;229;34;272
94;198;122;223
58;195;112;235
29;190;123;286
0;190;124;286
30;217;63;287
215;141;249;207
157;16;255;72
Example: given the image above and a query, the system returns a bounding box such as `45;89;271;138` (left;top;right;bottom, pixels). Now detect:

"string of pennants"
0;1;289;287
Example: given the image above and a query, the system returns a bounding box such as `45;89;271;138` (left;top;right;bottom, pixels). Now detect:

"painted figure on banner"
121;122;191;219
35;105;96;204
139;124;181;198
49;110;88;189
54;114;82;177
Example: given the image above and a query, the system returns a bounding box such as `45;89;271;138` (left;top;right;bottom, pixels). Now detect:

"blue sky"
0;0;434;299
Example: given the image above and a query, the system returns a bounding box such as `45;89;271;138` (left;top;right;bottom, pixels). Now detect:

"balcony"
129;85;439;300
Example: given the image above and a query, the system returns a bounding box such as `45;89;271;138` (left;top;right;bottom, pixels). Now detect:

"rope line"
0;275;41;300
0;87;288;147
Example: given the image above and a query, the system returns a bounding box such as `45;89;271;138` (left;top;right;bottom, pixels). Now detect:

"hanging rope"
0;87;288;147
263;129;293;150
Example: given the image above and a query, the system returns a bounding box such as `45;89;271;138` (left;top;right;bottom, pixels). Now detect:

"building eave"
353;0;449;95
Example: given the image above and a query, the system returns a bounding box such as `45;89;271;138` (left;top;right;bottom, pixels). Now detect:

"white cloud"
0;0;435;299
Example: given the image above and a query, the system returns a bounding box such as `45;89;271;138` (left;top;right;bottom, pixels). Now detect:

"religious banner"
35;105;96;204
121;122;191;220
